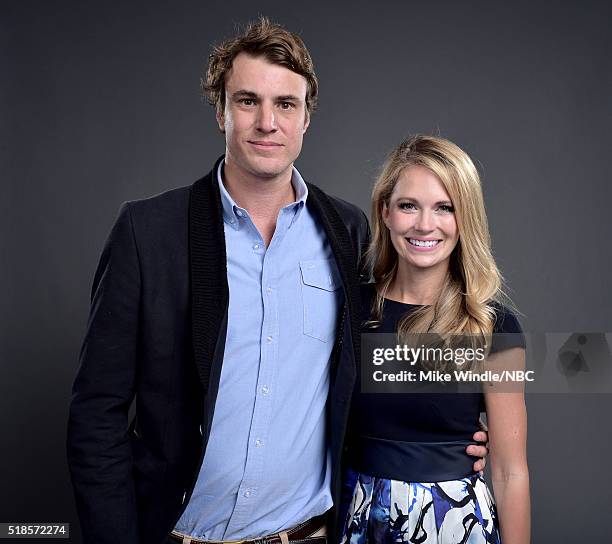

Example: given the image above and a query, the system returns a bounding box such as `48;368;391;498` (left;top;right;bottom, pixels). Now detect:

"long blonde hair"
366;135;506;345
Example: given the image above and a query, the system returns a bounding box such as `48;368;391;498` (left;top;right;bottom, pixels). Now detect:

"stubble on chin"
247;155;294;181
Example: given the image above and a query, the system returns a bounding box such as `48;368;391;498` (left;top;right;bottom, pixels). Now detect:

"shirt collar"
217;160;308;229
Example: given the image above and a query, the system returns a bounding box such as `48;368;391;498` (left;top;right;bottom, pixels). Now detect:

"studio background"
2;0;611;542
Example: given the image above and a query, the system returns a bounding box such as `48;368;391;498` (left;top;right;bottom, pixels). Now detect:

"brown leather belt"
168;514;327;544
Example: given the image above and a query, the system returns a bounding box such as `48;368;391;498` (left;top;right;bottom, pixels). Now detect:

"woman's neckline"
382;296;425;307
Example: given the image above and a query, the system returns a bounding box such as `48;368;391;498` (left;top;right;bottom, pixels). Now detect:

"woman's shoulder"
488;301;525;352
489;302;523;334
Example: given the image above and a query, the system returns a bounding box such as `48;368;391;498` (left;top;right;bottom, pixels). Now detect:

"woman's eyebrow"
395;197;453;206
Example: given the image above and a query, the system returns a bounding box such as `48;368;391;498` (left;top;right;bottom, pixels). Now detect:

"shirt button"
229;218;235;224
266;287;272;294
266;335;273;343
261;385;270;395
236;210;243;217
253;243;260;250
255;439;264;447
243;489;251;498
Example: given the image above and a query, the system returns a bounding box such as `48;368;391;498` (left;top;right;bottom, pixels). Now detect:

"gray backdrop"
2;0;611;541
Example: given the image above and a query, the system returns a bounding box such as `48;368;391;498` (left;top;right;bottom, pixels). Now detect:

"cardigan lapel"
306;184;361;374
189;156;229;392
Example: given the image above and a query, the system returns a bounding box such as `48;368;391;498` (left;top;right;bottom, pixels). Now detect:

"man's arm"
67;202;140;544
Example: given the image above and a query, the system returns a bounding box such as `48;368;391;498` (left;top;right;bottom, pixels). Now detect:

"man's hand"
467;430;489;473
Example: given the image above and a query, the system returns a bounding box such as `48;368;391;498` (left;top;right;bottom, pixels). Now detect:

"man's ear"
302;110;310;134
216;107;226;133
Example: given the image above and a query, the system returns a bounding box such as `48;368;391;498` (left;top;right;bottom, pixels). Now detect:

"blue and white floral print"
340;469;500;544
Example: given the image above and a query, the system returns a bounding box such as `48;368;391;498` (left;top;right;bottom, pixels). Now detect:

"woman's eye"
438;205;455;213
399;202;416;211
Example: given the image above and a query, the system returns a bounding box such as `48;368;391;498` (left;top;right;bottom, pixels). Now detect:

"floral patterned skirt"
339;468;501;544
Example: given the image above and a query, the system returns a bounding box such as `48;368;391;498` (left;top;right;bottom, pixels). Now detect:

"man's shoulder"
305;182;367;228
119;182;201;243
327;194;365;222
307;183;361;215
125;163;218;222
108;186;191;251
126;184;191;217
305;183;371;275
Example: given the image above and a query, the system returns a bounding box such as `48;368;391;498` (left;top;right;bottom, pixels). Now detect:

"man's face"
218;53;310;181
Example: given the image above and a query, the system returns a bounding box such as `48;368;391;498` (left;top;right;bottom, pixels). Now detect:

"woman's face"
383;165;459;274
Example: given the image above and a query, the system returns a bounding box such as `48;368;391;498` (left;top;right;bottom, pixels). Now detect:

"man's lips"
248;140;283;147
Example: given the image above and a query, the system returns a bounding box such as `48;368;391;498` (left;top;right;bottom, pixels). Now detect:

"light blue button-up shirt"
174;162;344;540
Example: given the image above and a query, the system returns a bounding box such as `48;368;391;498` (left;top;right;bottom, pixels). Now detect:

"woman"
340;135;530;543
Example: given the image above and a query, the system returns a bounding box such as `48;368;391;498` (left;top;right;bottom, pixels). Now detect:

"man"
67;18;488;544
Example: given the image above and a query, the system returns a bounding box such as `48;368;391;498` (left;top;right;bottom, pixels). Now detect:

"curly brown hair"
203;17;318;117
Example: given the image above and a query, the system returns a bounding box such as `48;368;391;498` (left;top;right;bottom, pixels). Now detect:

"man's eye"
279;102;294;110
240;98;255;106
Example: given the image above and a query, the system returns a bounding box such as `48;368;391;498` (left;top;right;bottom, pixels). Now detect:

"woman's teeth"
408;238;440;247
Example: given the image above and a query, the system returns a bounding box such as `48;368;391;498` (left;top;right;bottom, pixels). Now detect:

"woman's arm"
483;346;530;544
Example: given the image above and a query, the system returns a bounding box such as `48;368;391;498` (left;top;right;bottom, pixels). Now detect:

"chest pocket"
299;259;343;343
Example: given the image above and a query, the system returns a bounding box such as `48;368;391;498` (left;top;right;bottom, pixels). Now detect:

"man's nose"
256;103;277;132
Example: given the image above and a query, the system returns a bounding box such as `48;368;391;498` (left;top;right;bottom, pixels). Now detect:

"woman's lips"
405;237;442;251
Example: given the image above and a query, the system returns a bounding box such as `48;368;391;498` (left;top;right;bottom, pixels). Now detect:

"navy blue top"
346;284;525;482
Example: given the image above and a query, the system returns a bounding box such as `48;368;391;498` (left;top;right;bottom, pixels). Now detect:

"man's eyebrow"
276;95;302;102
230;90;303;102
231;90;259;99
